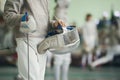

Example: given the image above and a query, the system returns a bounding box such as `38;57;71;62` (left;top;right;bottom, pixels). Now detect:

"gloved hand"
20;13;37;33
46;20;65;37
53;19;66;27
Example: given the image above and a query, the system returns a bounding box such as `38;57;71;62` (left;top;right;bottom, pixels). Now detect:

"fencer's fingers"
58;20;66;27
54;21;59;27
54;16;66;27
53;19;66;27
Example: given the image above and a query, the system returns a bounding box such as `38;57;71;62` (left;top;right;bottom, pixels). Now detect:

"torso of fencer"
9;0;49;38
82;21;97;44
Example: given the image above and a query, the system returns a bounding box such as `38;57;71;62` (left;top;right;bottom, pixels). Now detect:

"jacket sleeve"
3;0;24;27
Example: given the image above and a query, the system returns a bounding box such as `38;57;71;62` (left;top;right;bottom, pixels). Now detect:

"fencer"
53;0;71;80
90;45;120;69
95;12;110;60
46;50;53;68
89;16;120;69
4;0;65;80
81;14;98;67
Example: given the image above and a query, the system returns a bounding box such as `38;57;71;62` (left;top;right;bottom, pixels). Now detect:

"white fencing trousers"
81;54;87;66
91;45;120;67
54;53;71;80
81;52;92;66
46;50;53;68
95;48;102;59
16;37;47;80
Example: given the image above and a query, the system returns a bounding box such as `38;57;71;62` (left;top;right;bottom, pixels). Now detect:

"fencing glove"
20;14;37;33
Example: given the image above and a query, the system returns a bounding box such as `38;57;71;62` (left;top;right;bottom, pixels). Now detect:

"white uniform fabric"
54;27;71;64
91;45;120;67
46;50;53;68
4;0;49;80
81;52;93;66
57;0;71;8
54;53;71;80
53;0;71;80
16;37;47;80
3;30;15;48
0;2;15;52
20;15;37;33
4;0;49;38
82;20;97;65
82;20;97;51
53;27;71;80
91;18;120;68
37;28;80;54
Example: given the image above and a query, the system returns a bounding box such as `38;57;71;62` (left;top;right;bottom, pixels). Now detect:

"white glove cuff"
20;15;37;33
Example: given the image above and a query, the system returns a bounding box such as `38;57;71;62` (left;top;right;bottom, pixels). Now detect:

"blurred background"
49;0;120;26
0;0;120;80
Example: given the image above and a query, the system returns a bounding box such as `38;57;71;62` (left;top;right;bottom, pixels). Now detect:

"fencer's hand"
53;20;66;27
20;15;37;33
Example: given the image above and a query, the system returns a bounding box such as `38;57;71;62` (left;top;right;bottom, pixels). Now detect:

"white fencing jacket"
4;0;49;38
82;20;98;51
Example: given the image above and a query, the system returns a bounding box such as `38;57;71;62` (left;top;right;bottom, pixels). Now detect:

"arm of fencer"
3;0;24;27
37;34;63;54
37;29;80;54
49;39;80;54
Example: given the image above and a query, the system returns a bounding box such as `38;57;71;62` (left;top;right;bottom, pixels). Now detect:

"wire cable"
26;34;30;80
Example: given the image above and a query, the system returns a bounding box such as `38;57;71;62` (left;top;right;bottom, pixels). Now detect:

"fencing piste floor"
0;66;120;80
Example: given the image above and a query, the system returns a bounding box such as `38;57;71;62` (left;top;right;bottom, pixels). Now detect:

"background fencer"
81;14;98;67
89;45;120;70
95;12;110;61
4;0;66;80
89;15;120;70
53;0;71;80
46;50;53;68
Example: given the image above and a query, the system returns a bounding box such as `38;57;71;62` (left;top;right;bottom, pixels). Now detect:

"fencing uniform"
46;50;53;68
53;0;71;80
81;20;98;66
0;0;6;12
90;45;120;68
54;27;71;80
90;18;120;68
4;0;50;80
54;53;71;80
